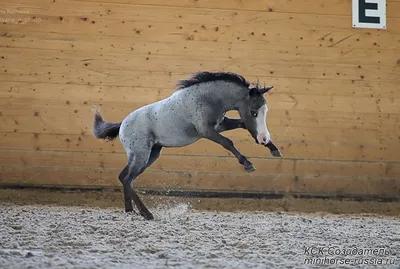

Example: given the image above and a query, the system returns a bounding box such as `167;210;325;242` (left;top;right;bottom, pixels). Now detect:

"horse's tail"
92;107;121;141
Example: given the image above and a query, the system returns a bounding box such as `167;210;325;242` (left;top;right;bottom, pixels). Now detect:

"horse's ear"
249;88;258;96
258;86;274;94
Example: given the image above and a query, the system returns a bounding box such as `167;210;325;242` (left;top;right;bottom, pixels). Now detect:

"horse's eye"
251;111;258;117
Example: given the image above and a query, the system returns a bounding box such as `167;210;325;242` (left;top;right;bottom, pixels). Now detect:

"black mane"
176;71;251;90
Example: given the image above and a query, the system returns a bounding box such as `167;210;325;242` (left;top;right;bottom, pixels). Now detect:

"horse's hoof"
142;213;154;220
125;208;135;213
271;150;283;157
244;163;256;172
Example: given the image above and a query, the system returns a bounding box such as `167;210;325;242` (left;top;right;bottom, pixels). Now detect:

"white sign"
352;0;386;29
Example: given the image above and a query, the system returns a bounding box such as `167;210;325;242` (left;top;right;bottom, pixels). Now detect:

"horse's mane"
176;71;251;90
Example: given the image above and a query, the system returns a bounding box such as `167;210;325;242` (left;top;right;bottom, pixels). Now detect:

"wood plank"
2;33;399;67
0;97;399;125
0;150;291;176
99;139;400;161
1;63;397;92
1;48;399;82
2;124;399;153
0;84;399;114
0;70;181;92
5;0;400;17
1;149;399;178
0;82;174;105
0;133;399;161
0;98;400;136
0;165;399;197
0;78;399;101
2;68;398;101
2;18;400;50
3;1;400;29
1;127;399;161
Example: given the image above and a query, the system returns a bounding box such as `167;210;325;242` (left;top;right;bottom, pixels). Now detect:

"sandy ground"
0;202;399;269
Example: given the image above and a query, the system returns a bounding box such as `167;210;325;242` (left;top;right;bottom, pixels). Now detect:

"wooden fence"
0;0;399;199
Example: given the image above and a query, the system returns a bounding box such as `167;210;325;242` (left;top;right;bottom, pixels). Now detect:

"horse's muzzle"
256;132;270;145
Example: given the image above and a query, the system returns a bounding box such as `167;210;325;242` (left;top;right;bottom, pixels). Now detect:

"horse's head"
238;84;274;146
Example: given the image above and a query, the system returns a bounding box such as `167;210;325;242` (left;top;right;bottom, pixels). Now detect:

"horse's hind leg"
118;145;162;215
119;165;153;219
131;189;153;220
131;146;163;219
118;165;134;212
138;145;162;175
122;145;162;220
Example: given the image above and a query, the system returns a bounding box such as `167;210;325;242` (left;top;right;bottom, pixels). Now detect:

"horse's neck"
206;83;246;112
168;82;246;112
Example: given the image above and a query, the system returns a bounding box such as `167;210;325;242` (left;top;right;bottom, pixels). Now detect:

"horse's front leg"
215;118;282;158
265;141;283;157
215;117;246;133
203;131;255;172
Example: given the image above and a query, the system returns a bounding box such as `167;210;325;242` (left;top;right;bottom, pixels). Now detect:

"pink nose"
257;132;268;145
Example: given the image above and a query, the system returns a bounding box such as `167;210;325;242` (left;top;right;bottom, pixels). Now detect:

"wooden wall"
0;0;399;198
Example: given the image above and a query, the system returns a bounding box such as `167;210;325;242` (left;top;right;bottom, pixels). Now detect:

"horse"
93;71;282;220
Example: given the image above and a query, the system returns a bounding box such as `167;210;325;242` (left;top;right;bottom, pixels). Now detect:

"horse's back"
119;91;201;148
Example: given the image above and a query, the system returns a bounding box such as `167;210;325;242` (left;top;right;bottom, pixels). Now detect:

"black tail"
93;107;121;141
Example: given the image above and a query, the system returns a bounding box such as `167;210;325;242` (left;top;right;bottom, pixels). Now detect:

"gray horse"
93;71;282;220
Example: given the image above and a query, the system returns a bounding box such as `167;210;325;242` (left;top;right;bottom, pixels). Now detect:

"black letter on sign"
359;0;380;23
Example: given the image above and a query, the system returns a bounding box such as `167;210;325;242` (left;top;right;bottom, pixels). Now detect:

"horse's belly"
157;132;201;147
154;118;201;147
